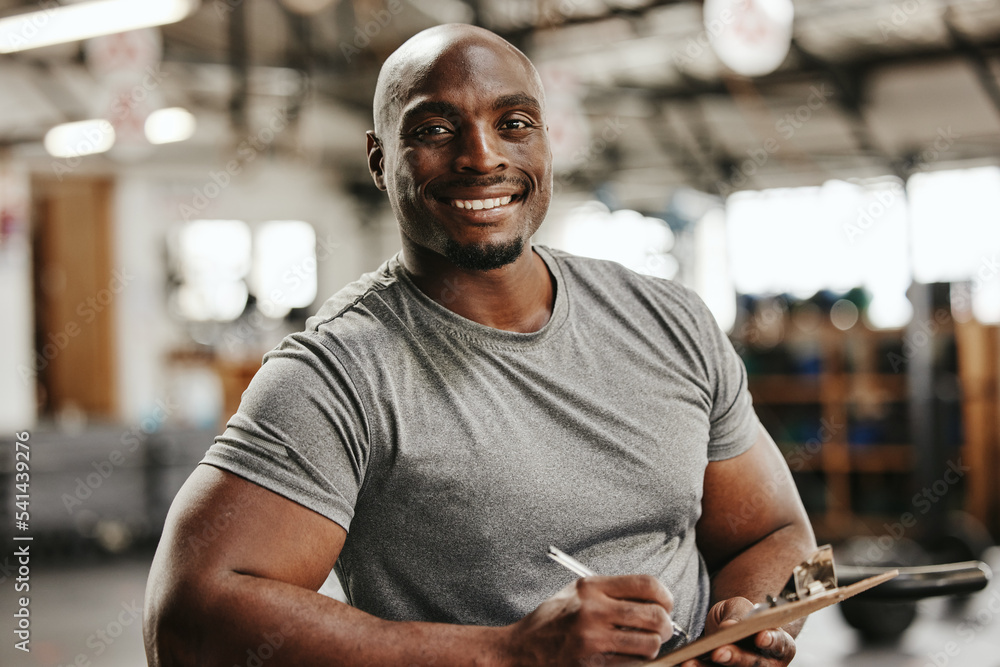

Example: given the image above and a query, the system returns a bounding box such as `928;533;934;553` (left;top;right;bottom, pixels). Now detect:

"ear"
366;131;387;191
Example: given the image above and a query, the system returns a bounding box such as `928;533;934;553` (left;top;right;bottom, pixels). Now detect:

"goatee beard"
444;237;525;271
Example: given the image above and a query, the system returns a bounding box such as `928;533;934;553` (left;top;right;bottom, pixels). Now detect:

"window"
170;219;318;323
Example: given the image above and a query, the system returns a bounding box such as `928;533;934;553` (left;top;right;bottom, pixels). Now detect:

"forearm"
146;572;509;667
707;521;816;638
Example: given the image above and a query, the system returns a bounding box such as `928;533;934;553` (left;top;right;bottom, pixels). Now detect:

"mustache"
430;174;530;194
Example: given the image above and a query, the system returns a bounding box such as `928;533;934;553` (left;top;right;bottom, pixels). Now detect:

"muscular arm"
686;422;817;665
143;465;508;667
144;465;676;667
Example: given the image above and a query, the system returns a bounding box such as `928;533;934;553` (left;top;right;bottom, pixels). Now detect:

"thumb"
705;597;755;634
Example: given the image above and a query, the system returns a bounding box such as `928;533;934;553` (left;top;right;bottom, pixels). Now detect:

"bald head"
372;24;544;138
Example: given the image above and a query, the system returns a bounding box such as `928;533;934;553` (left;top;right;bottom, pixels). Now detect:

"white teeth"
450;196;516;210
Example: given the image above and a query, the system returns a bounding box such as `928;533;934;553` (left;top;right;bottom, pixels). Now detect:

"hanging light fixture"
44;120;116;158
705;0;795;77
279;0;337;15
0;0;199;54
145;108;197;145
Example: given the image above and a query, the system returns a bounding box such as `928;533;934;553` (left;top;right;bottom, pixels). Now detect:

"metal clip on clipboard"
753;544;839;614
647;545;898;667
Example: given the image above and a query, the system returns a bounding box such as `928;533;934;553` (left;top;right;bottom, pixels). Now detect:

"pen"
547;545;689;642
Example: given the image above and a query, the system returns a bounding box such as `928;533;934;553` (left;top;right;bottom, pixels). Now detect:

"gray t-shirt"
202;245;758;641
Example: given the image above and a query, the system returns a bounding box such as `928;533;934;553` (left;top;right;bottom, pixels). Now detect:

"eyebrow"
400;100;462;132
493;93;542;114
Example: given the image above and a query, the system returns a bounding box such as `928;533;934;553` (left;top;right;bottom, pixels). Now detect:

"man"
144;24;815;667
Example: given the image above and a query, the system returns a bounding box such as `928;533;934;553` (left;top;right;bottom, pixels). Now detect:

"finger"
753;628;796;662
583;653;657;667
710;646;781;666
706;597;754;632
607;597;673;638
711;643;780;666
706;634;795;667
582;574;674;612
709;645;738;666
606;626;667;660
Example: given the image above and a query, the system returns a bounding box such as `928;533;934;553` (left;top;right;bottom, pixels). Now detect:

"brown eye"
502;119;529;130
417;125;451;137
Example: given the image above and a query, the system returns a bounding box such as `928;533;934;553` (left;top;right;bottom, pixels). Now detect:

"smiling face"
368;26;552;271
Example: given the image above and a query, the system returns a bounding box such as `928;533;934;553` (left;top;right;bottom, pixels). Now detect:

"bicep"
696;421;810;573
151;464;346;593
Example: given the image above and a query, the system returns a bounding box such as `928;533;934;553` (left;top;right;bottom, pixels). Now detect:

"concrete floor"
2;549;999;667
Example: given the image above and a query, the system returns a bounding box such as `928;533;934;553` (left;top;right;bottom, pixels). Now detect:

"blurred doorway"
31;176;117;419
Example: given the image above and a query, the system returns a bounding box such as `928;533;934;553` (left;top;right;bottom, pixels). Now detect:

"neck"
400;240;555;333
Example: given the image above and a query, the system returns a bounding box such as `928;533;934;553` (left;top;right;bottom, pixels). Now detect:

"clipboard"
649;568;898;666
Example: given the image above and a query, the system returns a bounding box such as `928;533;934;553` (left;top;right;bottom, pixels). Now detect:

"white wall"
0;164;36;432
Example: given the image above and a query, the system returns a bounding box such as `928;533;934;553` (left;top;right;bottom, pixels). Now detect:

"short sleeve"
686;291;759;461
201;332;370;531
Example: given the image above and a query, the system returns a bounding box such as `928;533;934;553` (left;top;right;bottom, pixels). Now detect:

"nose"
453;121;506;174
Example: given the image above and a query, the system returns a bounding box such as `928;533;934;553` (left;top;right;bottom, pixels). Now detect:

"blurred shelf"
748;376;821;403
784;444;914;472
749;373;907;404
847;444;914;473
810;513;903;544
735;307;978;542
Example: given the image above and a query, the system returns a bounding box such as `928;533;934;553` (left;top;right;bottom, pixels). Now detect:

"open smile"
448;195;517;210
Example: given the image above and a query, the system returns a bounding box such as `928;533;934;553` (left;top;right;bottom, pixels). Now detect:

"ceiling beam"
228;0;249;135
945;16;1000;122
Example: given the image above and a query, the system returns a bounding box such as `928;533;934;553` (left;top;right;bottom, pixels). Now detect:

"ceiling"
2;0;999;211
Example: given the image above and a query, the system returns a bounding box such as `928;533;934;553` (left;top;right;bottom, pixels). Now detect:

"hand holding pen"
548;545;689;643
505;548;683;665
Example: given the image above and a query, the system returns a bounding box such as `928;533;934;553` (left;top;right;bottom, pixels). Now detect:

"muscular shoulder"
540;246;717;334
286;255;421;360
305;256;405;334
